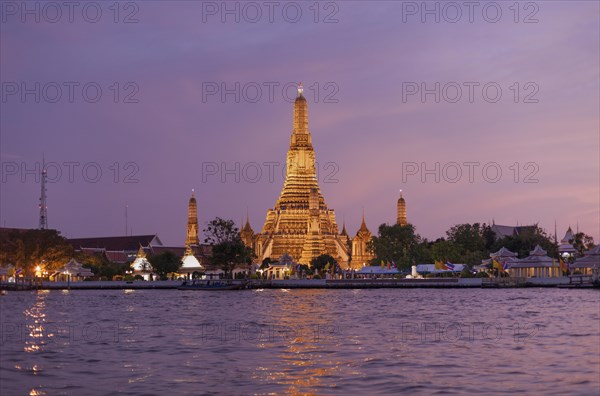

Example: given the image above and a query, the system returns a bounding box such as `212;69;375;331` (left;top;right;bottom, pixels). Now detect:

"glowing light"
298;82;303;96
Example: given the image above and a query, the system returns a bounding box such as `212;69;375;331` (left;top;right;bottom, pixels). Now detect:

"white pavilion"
130;246;153;281
508;245;563;278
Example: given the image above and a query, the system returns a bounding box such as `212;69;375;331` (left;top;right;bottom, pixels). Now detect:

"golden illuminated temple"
240;84;409;269
243;84;351;267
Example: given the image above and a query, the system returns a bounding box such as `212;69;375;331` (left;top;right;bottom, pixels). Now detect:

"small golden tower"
397;190;407;226
185;189;200;247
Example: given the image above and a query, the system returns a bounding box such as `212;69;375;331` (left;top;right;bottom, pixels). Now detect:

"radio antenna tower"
39;156;48;229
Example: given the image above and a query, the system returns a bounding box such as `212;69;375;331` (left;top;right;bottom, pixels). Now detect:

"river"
1;288;598;395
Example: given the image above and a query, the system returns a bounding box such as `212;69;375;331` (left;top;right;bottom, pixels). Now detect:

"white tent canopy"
416;264;465;274
358;266;400;275
181;254;202;270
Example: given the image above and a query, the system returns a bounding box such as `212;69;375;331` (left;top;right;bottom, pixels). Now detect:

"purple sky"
1;1;599;245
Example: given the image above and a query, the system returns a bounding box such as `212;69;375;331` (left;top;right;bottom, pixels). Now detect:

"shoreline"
1;277;597;291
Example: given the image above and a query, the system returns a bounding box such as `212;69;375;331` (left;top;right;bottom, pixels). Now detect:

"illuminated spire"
359;208;369;232
340;219;348;236
292;82;309;135
243;208;253;232
258;82;349;267
397;189;407;226
185;189;199;247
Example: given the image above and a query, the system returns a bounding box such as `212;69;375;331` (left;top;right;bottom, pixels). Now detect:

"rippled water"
1;288;598;395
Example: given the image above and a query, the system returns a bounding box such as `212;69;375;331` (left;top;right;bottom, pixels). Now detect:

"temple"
240;84;412;269
185;190;200;248
558;227;577;258
351;210;375;266
248;84;352;267
397;190;407;226
180;190;203;276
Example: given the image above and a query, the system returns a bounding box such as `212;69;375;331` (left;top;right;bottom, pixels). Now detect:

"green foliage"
261;257;274;270
444;223;494;266
76;251;125;279
572;232;595;256
204;217;240;244
148;251;182;278
204;217;255;277
0;228;74;275
475;271;490;278
447;223;492;252
298;264;313;275
369;223;423;269
310;254;337;274
460;267;474;278
430;239;461;263
492;226;558;258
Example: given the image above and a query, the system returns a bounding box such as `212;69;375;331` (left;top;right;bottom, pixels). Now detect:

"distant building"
490;223;537;240
69;234;163;263
558;227;577;257
185;190;200;247
130;245;153;280
397;190;407;226
351;212;376;267
241;85;411;270
250;85;350;267
180;190;203;277
69;190;212;278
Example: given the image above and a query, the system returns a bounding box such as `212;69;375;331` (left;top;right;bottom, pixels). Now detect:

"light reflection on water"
0;288;598;395
23;290;52;354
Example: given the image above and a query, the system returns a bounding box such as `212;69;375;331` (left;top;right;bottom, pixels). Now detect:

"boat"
178;280;247;291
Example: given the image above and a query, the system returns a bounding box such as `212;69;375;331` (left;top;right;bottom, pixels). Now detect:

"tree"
148;251;182;280
0;228;74;275
204;217;254;277
572;232;595;256
493;226;557;258
75;251;126;280
260;257;274;270
443;223;494;266
298;264;313;276
446;223;490;253
310;254;337;275
430;239;461;263
204;217;239;245
369;223;423;269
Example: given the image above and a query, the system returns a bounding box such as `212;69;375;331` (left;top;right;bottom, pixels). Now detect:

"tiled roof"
151;245;212;257
105;251;131;263
491;224;536;239
69;235;161;251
